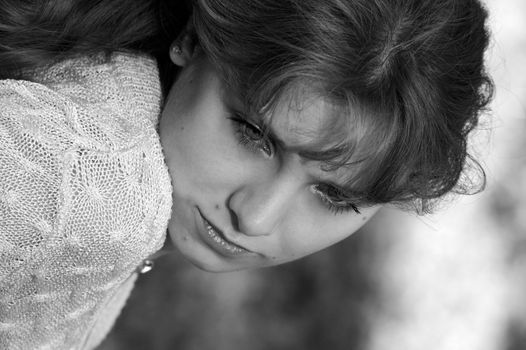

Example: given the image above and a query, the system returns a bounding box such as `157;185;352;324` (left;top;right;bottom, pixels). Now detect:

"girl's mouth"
197;208;252;257
204;220;249;254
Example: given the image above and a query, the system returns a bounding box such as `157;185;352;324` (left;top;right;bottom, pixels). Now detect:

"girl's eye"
311;184;361;215
229;114;274;157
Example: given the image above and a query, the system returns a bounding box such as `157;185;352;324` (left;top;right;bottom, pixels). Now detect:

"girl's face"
159;56;380;272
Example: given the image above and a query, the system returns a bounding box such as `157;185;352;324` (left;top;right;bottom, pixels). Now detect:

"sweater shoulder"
31;51;162;126
0;52;163;152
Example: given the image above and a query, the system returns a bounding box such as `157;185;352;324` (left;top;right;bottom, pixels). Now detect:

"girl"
0;0;493;348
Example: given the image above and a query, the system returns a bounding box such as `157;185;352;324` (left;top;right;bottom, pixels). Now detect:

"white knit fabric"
0;52;173;349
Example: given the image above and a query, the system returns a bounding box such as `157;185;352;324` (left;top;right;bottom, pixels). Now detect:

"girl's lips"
197;208;253;257
204;221;248;253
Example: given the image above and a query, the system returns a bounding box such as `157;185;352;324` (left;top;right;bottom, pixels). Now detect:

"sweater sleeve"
0;54;171;349
0;80;73;284
0;52;166;287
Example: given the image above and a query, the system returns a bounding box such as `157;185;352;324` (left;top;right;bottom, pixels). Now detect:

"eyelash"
311;185;361;215
229;114;361;216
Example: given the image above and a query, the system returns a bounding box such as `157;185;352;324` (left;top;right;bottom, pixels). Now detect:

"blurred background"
99;0;526;349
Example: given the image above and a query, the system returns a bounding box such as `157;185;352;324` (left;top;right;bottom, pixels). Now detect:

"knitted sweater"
0;52;173;349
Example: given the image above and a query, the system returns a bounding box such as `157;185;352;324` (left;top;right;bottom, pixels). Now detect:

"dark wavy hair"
0;0;493;213
192;0;494;213
0;0;189;92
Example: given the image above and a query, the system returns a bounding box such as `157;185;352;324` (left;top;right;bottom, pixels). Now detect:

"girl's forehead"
265;89;345;149
265;88;377;192
272;98;325;144
265;97;356;180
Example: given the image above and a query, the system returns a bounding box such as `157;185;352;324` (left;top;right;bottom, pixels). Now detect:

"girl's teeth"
206;224;245;253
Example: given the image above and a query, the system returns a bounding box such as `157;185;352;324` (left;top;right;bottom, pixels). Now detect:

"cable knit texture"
0;52;173;349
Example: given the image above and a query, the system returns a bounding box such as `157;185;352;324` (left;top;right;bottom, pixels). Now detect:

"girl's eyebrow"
262;122;339;165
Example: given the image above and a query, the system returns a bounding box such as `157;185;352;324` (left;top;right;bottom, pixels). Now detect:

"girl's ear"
169;31;194;67
169;17;196;67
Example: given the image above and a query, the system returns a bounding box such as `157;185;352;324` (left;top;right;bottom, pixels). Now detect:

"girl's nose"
227;173;299;237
